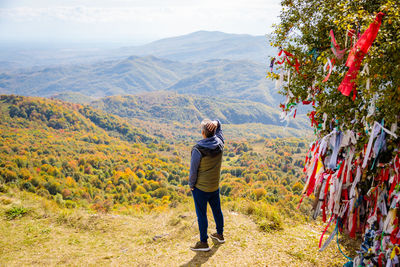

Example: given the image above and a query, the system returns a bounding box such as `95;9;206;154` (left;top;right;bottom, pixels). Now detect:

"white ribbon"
391;123;398;137
341;130;356;147
378;189;387;216
349;165;362;200
362;122;397;169
275;69;284;89
322;113;328;130
377;121;398;138
367;94;377;118
361;63;370;90
328;172;338;212
362;123;380;169
333;159;346;215
328;129;343;170
383;209;396;234
322;58;333;82
280;109;295;126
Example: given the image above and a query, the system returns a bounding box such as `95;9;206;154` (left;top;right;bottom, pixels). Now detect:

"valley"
0;31;335;266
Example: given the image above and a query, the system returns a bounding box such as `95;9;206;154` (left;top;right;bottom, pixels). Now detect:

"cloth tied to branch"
276;49;301;74
330;30;346;59
338;12;385;100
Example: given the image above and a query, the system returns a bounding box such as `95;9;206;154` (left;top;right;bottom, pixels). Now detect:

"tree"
270;0;399;265
271;0;399;137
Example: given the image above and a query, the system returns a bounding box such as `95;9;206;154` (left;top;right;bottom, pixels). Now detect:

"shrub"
253;188;267;200
292;182;303;195
22;182;33;191
55;193;65;207
37;188;51;198
1;169;18;183
0;184;8;193
61;188;72;200
257;218;283;232
245;203;255;215
65;200;77;209
45;181;61;195
152;188;169;198
220;183;232;196
136;185;146;194
5;206;29;220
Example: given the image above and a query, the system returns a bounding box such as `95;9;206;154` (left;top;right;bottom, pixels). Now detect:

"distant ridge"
0;31;273;68
1;55;280;106
88;91;307;130
116;31;273;63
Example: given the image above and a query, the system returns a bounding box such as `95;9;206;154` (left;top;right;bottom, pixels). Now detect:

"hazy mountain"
0;56;189;98
166;59;279;105
0;31;273;70
115;31;273;63
0;44;111;71
49;92;96;104
1;56;279;105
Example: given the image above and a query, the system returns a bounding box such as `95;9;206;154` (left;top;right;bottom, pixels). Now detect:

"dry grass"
0;190;357;266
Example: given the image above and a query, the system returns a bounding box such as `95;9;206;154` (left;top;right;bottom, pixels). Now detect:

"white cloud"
0;0;281;42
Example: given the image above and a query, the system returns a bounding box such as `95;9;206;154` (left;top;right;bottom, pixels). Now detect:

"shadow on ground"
180;242;222;267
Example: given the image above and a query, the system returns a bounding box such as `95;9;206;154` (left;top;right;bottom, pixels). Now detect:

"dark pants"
192;187;224;242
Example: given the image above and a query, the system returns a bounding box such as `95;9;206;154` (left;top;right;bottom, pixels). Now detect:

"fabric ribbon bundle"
299;121;399;266
272;13;384;101
271;10;397;267
275;49;301;74
338;12;385;100
279;89;297;126
275;67;300;126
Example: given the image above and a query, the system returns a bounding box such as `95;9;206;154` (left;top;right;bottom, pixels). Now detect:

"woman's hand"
206;121;218;133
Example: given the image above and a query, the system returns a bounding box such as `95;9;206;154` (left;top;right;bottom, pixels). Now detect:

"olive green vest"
195;150;223;192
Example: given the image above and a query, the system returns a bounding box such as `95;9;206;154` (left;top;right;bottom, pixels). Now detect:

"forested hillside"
89;92;306;128
0;95;187;212
0;56;278;106
0;95;308;219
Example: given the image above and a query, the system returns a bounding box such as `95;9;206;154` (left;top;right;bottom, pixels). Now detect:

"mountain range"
0;56;279;106
89;91;303;126
0;31;271;70
114;31;273;63
48;91;308;140
0;31;309;136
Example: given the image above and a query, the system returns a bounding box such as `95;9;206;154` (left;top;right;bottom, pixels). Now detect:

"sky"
0;0;281;46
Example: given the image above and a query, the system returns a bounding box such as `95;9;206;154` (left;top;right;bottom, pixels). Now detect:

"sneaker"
190;241;211;252
210;233;225;243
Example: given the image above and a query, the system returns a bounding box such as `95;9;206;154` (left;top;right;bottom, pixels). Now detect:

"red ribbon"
349;208;357;238
309;111;317;127
276;49;301;74
338;12;385;100
319;214;334;248
322;58;336;83
388;174;399;204
321;174;332;223
306;158;320;196
391;227;400;245
330;30;346;59
378;252;384;267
